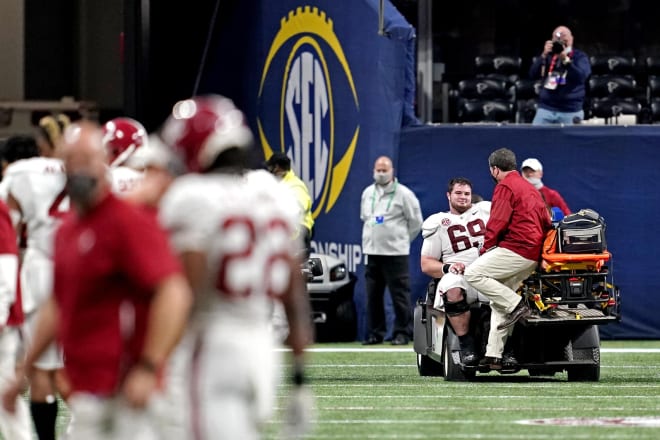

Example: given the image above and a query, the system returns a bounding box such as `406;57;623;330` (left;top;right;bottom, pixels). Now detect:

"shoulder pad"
421;213;446;239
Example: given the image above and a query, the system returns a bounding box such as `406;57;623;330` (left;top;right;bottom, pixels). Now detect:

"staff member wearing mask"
360;156;423;346
521;158;571;219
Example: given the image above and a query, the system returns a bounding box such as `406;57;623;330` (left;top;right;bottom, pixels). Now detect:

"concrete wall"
0;1;24;100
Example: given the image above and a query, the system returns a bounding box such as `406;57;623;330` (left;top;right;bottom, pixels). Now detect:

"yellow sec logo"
258;6;360;219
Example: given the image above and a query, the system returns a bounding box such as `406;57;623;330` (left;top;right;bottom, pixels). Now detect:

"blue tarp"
399;124;660;339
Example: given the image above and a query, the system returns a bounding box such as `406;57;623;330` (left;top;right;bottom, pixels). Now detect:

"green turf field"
8;340;660;439
267;340;660;439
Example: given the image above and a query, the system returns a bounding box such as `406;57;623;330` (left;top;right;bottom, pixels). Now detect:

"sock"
458;333;475;351
30;400;58;440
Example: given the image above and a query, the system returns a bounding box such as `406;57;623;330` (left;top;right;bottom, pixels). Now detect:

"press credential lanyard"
371;180;398;215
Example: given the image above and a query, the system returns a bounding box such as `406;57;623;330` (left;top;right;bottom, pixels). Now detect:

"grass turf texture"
6;340;660;439
266;340;660;439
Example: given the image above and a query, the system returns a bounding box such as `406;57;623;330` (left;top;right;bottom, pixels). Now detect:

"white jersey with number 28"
159;170;300;324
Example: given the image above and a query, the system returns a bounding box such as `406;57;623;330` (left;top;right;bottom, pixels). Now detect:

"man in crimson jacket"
464;148;551;369
521;157;571;218
2;122;193;440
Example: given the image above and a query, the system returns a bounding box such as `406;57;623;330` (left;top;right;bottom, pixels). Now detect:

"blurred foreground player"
0;196;30;439
2;121;192;440
102;117;147;195
157;95;315;439
4;116;68;440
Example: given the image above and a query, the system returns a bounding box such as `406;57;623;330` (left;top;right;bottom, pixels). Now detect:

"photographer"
529;26;591;125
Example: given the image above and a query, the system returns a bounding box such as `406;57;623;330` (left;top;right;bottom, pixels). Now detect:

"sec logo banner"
258;6;360;219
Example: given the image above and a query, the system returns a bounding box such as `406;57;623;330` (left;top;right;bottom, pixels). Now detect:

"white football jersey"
0;174;12;202
7;157;67;257
421;201;491;266
110;166;143;196
159;170;300;323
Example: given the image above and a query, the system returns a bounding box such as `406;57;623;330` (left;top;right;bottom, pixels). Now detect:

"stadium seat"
457;78;513;101
514;79;542;100
589;55;636;75
457;99;514;123
646;56;660;76
515;99;538;123
478;72;519;88
590;97;641;119
650;98;660;122
588;75;637;99
648;75;660;99
474;55;521;75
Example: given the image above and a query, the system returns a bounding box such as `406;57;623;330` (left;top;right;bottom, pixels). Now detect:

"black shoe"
391;334;409;345
461;349;479;367
459;338;479;366
362;336;383;345
498;301;532;330
478;356;502;370
501;351;519;369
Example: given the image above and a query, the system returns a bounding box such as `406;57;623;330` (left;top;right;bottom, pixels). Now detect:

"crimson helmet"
102;117;147;167
160;95;254;173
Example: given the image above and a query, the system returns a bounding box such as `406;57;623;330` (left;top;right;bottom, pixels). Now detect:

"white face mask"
373;171;392;186
525;176;543;189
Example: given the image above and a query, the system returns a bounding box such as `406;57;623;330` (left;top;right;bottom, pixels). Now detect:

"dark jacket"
529;48;591;113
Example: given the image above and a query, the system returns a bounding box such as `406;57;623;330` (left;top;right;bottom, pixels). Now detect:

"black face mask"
66;173;98;206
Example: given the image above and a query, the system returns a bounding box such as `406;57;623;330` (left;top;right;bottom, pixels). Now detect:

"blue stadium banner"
201;1;417;338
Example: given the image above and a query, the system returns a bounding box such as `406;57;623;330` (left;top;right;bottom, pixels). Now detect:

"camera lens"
551;41;565;55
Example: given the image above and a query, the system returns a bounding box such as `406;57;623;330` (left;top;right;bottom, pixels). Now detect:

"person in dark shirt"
529;26;591;125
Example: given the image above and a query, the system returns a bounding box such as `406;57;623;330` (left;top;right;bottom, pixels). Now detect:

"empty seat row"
474;54;660;77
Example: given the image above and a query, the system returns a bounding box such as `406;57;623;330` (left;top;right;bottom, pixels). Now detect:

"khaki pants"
464;247;537;358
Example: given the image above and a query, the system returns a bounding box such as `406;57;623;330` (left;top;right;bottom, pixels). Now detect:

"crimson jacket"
539;185;571;216
484;171;552;261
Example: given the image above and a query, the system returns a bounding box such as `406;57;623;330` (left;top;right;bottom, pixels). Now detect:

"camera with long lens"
551;40;565;55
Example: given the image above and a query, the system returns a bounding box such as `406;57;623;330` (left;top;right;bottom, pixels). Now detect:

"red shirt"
0;200;22;327
485;171;552;261
53;193;181;395
539;185;571;216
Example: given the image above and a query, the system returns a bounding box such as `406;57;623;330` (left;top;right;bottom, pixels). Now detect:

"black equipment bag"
557;208;607;254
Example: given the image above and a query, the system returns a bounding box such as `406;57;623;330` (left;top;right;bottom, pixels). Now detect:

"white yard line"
289;435;657;439
310;395;660;399
277;347;660;353
278;406;660;411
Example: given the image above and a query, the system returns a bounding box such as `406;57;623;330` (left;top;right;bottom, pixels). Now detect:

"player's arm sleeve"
483;186;513;250
159;186;213;253
420;215;445;278
6;173;28;228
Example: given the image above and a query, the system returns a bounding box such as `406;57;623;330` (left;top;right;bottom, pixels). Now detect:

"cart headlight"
329;264;347;281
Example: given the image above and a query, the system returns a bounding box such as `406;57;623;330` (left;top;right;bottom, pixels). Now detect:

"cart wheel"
443;333;475;381
417;353;443;377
